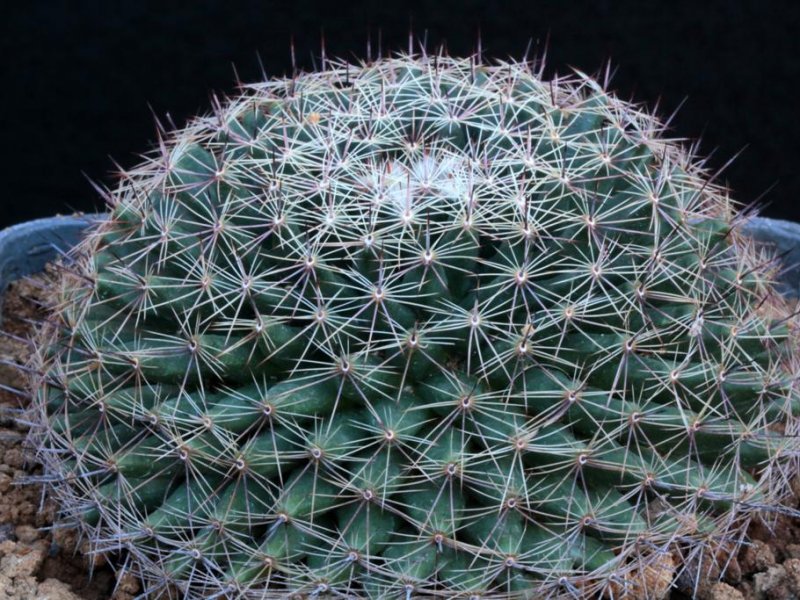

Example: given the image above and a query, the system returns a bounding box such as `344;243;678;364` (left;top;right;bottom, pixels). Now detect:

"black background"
3;1;799;229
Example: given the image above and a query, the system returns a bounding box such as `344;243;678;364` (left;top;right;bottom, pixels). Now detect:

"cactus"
26;52;800;599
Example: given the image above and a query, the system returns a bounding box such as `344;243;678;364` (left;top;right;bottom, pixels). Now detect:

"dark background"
2;1;799;229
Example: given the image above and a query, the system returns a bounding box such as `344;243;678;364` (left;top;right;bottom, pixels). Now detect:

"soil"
0;271;138;600
0;271;797;600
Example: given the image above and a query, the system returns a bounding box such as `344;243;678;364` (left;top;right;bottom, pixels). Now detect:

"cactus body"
28;54;800;598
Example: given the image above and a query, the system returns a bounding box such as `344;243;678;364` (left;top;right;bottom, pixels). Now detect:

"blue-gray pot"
0;214;799;317
0;214;102;315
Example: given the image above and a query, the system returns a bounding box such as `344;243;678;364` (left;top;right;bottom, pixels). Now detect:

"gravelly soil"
0;272;138;600
0;270;798;600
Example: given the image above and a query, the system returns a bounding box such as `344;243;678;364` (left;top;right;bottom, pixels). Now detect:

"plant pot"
0;214;798;315
739;217;800;299
0;214;103;316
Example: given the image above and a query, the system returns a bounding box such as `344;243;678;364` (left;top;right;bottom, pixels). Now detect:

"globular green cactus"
27;52;800;599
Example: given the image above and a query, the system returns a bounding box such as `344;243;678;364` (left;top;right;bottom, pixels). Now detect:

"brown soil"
668;506;800;600
0;271;139;600
0;271;797;600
